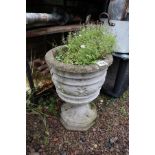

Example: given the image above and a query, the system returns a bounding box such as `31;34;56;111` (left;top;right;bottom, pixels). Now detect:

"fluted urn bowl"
45;45;113;131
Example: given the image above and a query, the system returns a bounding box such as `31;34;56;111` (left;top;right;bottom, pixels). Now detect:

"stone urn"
45;45;113;131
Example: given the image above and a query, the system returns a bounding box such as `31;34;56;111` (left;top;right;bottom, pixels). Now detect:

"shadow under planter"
45;45;113;131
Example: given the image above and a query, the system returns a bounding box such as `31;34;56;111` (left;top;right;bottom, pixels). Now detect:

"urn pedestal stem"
60;103;97;131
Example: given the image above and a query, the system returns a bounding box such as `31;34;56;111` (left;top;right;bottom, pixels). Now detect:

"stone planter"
45;45;113;131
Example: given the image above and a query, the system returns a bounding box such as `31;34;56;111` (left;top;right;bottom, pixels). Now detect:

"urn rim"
45;45;113;73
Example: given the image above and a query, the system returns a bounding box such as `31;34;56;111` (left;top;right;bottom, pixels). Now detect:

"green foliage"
26;91;58;144
26;90;57;116
56;24;116;65
119;90;129;103
119;106;128;116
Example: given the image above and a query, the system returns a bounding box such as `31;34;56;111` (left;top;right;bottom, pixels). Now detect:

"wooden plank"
26;24;81;38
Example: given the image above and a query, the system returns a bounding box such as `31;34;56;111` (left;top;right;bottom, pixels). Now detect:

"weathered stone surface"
45;46;113;131
45;46;113;73
60;103;97;131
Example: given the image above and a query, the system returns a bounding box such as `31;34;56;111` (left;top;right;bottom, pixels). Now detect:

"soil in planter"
26;90;129;155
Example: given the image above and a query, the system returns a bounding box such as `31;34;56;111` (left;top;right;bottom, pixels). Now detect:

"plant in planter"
45;24;116;131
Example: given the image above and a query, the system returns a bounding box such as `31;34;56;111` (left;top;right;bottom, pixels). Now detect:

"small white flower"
96;60;108;66
79;34;82;37
80;45;86;48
